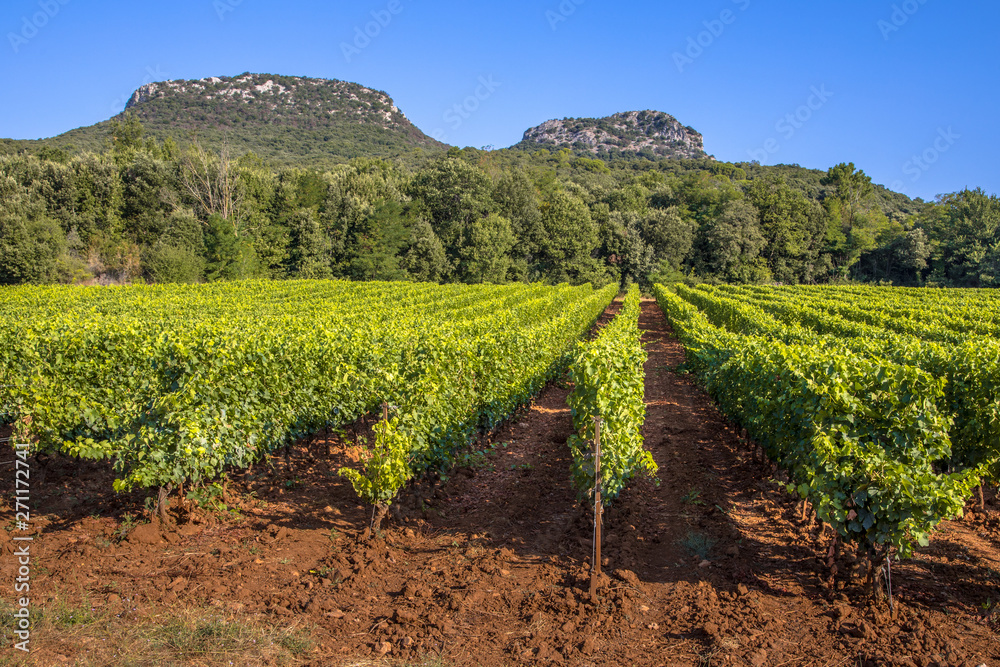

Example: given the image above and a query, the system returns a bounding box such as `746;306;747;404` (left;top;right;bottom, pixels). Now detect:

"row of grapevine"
0;280;617;493
720;284;995;344
687;284;1000;479
793;285;1000;336
653;284;982;561
566;285;657;504
817;283;1000;309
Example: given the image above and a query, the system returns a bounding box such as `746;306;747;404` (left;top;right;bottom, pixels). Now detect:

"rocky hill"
518;110;708;160
14;73;445;165
8;80;709;166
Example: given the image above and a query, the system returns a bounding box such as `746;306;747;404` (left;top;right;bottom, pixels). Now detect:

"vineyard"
656;284;998;584
0;280;615;496
1;281;998;666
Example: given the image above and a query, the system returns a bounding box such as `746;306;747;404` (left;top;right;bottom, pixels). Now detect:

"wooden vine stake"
590;416;603;598
370;402;392;532
156;483;174;524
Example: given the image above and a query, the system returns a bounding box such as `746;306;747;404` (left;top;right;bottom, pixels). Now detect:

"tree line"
1;115;997;288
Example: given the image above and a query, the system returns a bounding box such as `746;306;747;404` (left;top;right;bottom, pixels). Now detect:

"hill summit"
519;110;707;160
24;73;444;165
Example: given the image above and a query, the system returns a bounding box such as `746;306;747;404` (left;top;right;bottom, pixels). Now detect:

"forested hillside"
6;73;444;167
1;112;997;288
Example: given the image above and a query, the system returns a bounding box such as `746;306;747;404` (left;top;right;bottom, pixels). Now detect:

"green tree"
346;201;411;282
822;162;874;236
693;199;767;282
141;207;208;284
408;157;494;274
0;174;66;284
159;208;206;251
107;112;147;156
285;208;333;279
460;212;515;284
142;243;205;284
821;163;886;277
236;154;281;276
0;216;66;284
322;158;407;274
673;172;742;226
400;217;447;282
745;176;827;282
204;213;258;281
605;183;650;214
120;152;177;245
620;215;656;287
918;188;1000;286
640;206;697;271
536;190;606;284
68;154;124;243
855;227;929;285
492;169;543;278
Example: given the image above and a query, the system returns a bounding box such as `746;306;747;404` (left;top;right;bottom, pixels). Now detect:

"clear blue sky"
2;0;997;201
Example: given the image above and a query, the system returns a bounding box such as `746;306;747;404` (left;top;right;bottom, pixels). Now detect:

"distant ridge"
9;73;446;165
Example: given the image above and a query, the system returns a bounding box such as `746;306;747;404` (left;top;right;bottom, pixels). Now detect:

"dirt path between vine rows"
1;299;998;666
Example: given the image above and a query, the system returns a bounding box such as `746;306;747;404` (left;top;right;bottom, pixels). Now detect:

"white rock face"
522;110;707;159
253;80;287;95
